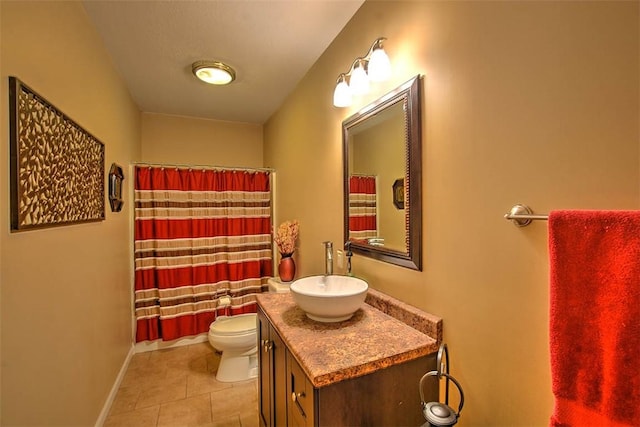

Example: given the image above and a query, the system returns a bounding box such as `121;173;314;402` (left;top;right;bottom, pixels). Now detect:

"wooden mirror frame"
342;75;422;270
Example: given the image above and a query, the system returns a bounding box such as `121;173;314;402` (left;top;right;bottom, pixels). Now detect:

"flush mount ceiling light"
332;37;392;107
192;61;236;85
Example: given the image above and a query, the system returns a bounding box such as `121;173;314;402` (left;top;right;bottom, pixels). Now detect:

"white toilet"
208;313;258;382
208;279;290;382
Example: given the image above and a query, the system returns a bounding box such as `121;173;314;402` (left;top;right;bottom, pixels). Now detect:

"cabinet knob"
263;340;273;352
291;391;305;402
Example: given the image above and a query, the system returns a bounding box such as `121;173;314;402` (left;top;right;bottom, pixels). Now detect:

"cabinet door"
258;308;288;427
257;309;272;427
286;353;315;427
271;328;287;427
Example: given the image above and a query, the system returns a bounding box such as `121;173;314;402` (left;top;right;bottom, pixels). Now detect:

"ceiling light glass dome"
192;61;236;85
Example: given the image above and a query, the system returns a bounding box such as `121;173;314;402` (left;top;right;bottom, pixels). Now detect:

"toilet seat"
209;313;257;336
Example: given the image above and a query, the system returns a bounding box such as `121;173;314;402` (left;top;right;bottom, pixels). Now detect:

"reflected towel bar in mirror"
504;204;549;227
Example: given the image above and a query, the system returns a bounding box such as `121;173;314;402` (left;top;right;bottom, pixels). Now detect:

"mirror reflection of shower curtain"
133;166;273;342
349;175;378;243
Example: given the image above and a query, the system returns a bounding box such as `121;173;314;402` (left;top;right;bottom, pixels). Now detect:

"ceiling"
82;1;364;125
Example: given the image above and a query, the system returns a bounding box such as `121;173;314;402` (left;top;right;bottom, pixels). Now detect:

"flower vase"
278;253;296;282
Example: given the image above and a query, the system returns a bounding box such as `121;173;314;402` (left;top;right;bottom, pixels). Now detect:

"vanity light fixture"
333;74;352;107
349;58;370;95
192;60;236;85
368;38;392;82
332;37;391;107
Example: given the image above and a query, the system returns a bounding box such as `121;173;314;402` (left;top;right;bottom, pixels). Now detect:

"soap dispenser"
344;241;354;276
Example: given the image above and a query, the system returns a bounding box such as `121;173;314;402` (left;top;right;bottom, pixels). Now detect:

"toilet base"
216;352;258;383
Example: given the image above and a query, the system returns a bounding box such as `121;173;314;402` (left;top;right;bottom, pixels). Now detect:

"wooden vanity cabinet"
258;307;438;427
287;350;436;427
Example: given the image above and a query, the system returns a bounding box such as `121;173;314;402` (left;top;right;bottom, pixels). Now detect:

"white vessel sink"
290;275;369;322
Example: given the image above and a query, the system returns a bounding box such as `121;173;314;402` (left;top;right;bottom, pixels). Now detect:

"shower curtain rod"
133;162;275;173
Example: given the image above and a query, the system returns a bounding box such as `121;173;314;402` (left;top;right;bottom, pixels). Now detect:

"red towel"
549;210;640;427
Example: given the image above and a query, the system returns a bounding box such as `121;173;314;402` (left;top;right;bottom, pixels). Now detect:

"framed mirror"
343;75;422;270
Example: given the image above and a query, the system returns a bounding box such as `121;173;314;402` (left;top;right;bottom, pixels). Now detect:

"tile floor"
104;342;259;427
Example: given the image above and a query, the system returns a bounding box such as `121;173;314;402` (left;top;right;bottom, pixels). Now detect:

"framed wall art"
9;76;105;231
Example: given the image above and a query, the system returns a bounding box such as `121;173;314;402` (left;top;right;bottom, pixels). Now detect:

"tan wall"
141;112;263;168
264;1;639;425
353;119;406;249
0;2;141;425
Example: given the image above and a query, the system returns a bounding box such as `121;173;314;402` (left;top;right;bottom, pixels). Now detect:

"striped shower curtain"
348;175;378;242
134;166;273;342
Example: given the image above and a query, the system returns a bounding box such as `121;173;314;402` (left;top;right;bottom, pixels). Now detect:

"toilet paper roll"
218;296;232;307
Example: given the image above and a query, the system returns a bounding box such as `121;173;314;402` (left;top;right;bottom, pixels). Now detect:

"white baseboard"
95;344;135;427
134;333;209;353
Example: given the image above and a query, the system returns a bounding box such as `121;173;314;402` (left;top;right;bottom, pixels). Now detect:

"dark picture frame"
9;77;105;231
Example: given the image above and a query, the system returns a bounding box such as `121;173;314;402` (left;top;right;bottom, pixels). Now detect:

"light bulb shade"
192;61;235;85
333;78;352;107
368;47;391;82
350;61;369;95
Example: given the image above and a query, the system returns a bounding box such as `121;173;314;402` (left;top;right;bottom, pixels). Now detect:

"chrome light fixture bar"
333;37;391;107
192;60;236;85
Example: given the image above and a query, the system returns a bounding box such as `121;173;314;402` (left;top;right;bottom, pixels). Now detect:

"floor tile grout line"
104;342;259;426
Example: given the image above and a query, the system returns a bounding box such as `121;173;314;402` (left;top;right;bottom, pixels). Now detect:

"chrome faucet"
323;241;333;275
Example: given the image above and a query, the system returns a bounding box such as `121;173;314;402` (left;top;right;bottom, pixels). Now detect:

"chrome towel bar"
504;204;549;227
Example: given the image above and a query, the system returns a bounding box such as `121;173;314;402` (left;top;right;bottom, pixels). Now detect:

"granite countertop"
256;291;442;388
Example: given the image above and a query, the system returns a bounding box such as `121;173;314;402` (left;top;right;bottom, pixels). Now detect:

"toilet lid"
209;313;257;336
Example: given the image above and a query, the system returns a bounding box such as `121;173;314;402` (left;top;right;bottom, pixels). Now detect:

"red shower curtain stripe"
160;314;211;342
135;167;270;191
133;166;273;342
348;175;377;239
135;259;274;289
349;216;377;231
135;217;272;240
157;303;256;342
136;318;161;342
349;176;376;194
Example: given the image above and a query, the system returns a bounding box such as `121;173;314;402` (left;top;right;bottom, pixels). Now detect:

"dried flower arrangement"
274;220;299;255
